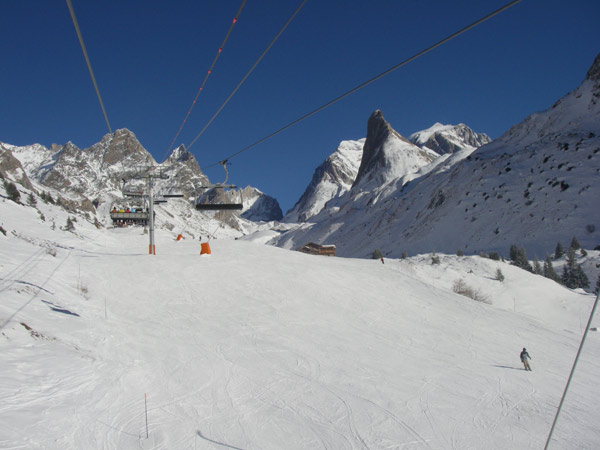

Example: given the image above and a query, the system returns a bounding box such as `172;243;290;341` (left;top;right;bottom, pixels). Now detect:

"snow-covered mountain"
409;122;491;154
284;113;490;223
0;129;284;230
352;110;439;190
284;139;364;223
240;186;283;222
273;54;600;259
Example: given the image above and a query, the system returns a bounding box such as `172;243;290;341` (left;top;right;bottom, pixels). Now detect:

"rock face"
0;144;35;190
241;187;283;222
156;145;210;199
93;128;152;168
353;110;437;189
585;52;600;83
409;123;491;155
284;139;363;223
284;113;490;224
2;129;283;225
13;129;157;196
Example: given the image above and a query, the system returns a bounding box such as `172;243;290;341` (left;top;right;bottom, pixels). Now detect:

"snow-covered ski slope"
1;198;599;449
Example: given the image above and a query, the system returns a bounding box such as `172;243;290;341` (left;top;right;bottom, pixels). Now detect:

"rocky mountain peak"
96;128;154;167
167;144;193;163
353;110;436;188
0;144;34;190
365;110;409;146
273;59;600;258
409;123;492;155
585;52;600;82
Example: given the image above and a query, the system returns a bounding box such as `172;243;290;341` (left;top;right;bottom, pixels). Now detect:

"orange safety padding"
200;242;211;255
176;234;183;241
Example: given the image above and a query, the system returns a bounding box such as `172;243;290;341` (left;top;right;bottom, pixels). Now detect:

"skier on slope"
520;348;532;371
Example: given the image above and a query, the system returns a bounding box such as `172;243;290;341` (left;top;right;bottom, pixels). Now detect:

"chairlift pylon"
195;160;243;211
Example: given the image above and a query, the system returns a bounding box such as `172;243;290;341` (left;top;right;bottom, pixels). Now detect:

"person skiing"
520;348;532;371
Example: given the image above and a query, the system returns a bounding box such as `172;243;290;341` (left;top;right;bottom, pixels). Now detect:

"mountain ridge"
2;130;283;216
283;113;490;224
273;54;600;258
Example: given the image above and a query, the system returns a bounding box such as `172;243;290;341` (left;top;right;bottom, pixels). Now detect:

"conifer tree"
543;255;561;283
41;191;55;204
561;247;589;289
554;242;565;259
573;265;590;289
3;180;21;203
64;217;75;232
495;268;505;282
533;257;542;275
561;265;572;288
509;244;532;272
372;249;383;260
27;192;37;207
570;236;581;250
509;244;519;261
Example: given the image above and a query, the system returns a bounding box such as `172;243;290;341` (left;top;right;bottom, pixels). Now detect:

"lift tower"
143;171;168;255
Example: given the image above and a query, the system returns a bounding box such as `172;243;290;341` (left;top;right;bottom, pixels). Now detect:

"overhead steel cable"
165;0;247;158
543;289;600;450
201;0;522;171
187;0;309;151
65;0;112;133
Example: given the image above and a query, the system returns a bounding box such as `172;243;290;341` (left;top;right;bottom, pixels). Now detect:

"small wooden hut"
297;242;336;257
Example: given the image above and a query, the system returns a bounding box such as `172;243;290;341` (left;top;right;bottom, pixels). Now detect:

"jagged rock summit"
95;128;154;168
1;128;284;226
283;112;490;223
409;123;491;155
353;110;437;189
585;52;600;83
273;53;600;257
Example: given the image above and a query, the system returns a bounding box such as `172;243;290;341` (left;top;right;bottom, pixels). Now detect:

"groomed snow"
1;196;599;450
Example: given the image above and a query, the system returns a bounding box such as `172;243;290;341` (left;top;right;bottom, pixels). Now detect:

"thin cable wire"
165;0;247;158
543;289;599;450
65;0;112;134
201;0;522;170
187;0;308;151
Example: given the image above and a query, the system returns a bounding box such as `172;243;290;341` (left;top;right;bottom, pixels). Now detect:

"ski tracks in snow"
1;247;70;331
0;247;46;294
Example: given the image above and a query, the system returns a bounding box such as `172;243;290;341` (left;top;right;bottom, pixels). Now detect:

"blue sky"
2;0;599;212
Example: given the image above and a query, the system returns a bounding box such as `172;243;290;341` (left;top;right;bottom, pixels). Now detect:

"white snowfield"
1;202;599;449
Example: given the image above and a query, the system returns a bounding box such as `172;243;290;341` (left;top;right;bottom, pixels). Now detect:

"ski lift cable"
65;0;112;134
186;0;309;152
200;0;522;171
543;289;600;450
164;0;247;159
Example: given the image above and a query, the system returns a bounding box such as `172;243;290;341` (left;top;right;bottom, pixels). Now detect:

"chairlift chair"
195;160;243;211
120;179;145;198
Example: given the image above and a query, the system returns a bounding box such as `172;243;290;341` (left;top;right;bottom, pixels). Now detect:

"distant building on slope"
297;242;336;257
